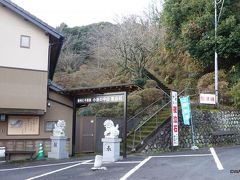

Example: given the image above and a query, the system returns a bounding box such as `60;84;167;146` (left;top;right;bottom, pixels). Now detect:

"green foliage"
162;0;240;70
144;80;158;88
197;70;231;104
133;78;146;87
197;70;226;92
230;81;240;108
86;88;165;117
79;107;95;116
110;74;132;84
96;108;120;117
152;46;203;90
136;88;164;105
54;67;106;89
127;94;142;115
56;22;116;72
228;63;240;86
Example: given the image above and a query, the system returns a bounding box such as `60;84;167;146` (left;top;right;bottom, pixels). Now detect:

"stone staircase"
125;68;172;153
126;103;171;152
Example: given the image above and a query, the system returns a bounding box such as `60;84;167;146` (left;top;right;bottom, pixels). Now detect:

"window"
20;35;31;48
0;115;6;121
45;121;56;132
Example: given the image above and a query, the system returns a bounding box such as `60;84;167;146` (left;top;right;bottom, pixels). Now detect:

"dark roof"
63;84;139;97
0;0;64;80
48;80;64;92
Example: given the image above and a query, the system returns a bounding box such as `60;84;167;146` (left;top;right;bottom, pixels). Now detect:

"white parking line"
115;161;141;164
0;160;87;172
210;147;224;170
25;159;93;180
152;154;212;158
84;161;141;165
119;153;214;179
0;160;141;172
119;156;152;180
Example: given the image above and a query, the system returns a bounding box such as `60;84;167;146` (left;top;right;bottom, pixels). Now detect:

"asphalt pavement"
0;146;240;180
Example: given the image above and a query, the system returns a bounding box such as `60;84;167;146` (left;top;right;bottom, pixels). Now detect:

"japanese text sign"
171;91;179;146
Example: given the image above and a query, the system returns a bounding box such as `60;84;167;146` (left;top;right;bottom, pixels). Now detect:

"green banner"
180;96;191;125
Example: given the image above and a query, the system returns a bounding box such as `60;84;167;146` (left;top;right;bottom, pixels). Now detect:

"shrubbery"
230;81;240;108
78;87;166;118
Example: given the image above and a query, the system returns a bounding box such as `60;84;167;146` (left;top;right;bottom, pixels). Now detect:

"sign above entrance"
77;93;124;104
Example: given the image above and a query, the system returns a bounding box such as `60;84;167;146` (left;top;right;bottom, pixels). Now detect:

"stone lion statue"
53;120;66;137
103;119;119;138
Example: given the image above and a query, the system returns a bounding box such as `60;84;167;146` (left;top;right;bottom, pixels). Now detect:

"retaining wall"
142;110;240;153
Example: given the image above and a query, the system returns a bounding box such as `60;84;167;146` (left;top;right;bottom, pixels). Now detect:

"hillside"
54;22;131;88
53;0;240;109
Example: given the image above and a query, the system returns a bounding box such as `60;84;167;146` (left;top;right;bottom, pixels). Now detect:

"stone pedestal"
48;136;69;159
102;138;122;162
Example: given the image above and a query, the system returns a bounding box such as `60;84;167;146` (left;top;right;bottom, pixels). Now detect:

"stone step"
126;107;171;151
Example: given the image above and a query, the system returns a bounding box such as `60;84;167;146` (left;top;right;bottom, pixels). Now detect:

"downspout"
72;96;77;156
47;43;52;106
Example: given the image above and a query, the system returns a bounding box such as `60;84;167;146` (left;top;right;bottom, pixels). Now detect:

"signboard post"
171;91;179;147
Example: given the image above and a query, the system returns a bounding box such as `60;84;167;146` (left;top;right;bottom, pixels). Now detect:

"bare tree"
99;15;163;79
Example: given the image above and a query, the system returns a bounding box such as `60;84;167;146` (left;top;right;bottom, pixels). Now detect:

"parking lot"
0;146;240;180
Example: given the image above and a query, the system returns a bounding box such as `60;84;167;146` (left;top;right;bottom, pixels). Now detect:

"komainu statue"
53;120;66;137
103;119;119;138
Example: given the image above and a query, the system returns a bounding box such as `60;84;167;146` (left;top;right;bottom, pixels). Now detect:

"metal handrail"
143;72;171;98
127;97;163;122
119;97;164;133
178;88;199;98
134;101;171;132
131;101;171;150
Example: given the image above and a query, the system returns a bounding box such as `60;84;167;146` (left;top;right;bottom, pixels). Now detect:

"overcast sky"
11;0;160;27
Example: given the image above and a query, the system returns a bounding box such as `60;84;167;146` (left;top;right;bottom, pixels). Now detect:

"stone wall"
142;110;240;153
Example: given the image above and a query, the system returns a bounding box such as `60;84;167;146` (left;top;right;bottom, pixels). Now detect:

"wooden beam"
0;108;45;115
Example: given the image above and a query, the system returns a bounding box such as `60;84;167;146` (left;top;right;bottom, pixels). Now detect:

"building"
0;0;73;158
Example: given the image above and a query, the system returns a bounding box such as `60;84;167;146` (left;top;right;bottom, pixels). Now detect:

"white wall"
0;5;49;71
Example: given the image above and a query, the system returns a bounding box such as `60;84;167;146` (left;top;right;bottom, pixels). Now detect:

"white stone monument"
48;120;69;159
102;119;122;162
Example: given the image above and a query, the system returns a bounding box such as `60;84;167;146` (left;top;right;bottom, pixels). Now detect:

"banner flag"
179;96;191;125
171;91;179;146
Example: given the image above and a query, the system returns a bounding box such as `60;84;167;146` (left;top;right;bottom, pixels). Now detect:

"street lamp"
214;0;225;105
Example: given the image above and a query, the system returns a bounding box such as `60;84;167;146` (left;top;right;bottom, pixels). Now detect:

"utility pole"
214;0;218;105
214;0;224;106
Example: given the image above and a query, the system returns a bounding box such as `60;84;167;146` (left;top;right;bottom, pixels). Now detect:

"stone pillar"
102;138;122;162
48;136;69;159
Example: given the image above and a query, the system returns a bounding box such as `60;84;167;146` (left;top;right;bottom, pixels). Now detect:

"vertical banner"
179;96;191;125
171;91;179;146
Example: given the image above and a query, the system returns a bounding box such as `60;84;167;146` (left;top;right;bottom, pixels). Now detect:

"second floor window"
20;35;31;48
